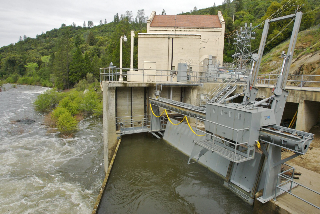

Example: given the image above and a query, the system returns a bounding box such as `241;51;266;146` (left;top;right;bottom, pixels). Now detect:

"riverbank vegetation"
34;74;102;136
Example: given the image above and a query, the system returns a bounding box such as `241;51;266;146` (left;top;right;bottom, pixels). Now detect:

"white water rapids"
0;84;104;214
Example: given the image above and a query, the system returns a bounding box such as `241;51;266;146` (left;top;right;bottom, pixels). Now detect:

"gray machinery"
150;12;314;204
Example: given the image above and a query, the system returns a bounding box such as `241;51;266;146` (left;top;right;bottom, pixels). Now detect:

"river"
0;84;252;214
0;84;105;214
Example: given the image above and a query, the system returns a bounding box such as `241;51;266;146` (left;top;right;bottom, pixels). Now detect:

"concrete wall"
145;12;225;65
138;34;201;72
103;85;117;172
296;100;320;132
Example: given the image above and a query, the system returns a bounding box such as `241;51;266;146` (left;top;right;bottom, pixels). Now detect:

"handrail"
257;74;320;87
274;164;320;210
100;66;246;84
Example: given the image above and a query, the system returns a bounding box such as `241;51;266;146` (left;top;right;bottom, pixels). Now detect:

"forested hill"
0;14;147;89
0;0;319;90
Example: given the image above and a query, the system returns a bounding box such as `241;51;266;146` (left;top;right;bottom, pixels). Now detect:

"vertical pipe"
115;88;118;130
130;31;135;71
131;87;133;127
171;38;174;70
120;36;123;81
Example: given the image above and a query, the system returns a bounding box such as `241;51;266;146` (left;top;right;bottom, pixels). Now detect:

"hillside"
260;25;320;87
0;18;147;89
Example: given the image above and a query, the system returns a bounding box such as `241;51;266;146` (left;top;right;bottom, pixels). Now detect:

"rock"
15;119;36;124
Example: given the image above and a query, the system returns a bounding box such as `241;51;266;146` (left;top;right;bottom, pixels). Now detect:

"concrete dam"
95;12;320;213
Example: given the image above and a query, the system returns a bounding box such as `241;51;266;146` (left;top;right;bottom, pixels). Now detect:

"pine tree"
53;30;71;89
69;47;85;85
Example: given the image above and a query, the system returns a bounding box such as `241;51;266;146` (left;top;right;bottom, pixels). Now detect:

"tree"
69;47;85;85
162;9;166;15
114;13;119;23
74;34;83;47
88;21;94;28
25;62;38;77
235;0;244;12
125;11;133;22
136;9;146;24
53;30;71;89
86;31;96;46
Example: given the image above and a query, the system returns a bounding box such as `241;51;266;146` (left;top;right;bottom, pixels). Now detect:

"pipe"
252;95;274;107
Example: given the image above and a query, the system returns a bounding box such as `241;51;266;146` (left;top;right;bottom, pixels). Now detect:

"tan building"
135;11;225;81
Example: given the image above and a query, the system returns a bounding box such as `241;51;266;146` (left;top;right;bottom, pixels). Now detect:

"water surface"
98;134;253;214
0;84;104;214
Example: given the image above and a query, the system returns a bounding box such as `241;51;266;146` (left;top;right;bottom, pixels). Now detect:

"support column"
184;86;199;123
103;84;117;173
296;100;320;132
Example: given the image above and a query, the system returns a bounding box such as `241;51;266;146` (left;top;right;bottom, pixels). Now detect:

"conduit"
92;138;121;214
150;104;205;136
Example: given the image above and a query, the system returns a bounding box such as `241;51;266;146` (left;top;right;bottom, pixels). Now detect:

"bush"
93;101;103;117
56;111;78;135
51;107;68;120
74;79;88;91
34;89;65;113
78;90;101;115
59;96;79;115
6;73;19;83
6;76;14;83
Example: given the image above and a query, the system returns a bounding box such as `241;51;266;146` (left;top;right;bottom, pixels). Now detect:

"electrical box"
177;63;188;82
205;103;276;146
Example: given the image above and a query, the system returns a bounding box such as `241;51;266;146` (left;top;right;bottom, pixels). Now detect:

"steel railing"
257;74;320;87
274;164;320;210
115;115;167;134
100;66;246;85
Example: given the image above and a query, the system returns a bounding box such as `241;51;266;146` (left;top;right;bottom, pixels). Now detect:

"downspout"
171;38;174;70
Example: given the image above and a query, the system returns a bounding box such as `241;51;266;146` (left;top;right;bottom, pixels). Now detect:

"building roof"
150;15;222;28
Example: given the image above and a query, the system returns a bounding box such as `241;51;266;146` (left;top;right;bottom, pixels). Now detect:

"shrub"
56;111;78;135
78;90;101;115
59;96;79;115
74;79;88;91
6;76;14;83
93;101;103;117
6;73;19;83
34;89;65;113
51;107;68;120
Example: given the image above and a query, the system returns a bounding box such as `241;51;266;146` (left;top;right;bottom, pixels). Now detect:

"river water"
0;84;105;214
0;84;252;214
98;134;253;214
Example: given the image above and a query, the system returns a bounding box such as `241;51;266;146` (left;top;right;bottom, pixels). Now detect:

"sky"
0;0;224;48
